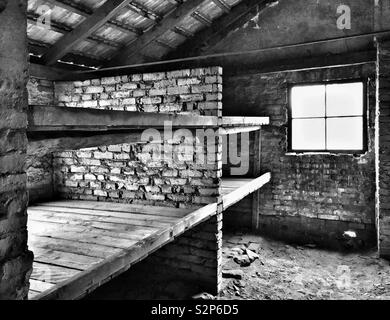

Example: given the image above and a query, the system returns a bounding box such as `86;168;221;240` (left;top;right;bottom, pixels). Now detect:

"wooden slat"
29;205;180;223
36;200;193;218
27;106;218;132
28;219;152;242
42;0;134;65
222;173;271;209
29;235;123;259
29;223;138;249
32;248;102;271
222;117;269;127
28;290;41;300
30;216;158;235
29;279;56;293
31;262;80;284
28;209;173;229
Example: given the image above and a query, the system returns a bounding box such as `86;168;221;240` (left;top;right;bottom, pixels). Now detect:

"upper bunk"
27;105;269;157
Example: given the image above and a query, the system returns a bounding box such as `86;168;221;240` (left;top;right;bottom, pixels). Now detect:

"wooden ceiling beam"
128;1;162;21
106;0;205;67
173;26;193;38
165;0;275;59
41;0;134;65
27;106;218;132
192;11;212;26
211;0;231;13
44;0;140;36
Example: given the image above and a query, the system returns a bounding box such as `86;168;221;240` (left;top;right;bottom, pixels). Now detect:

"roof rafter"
128;1;162;21
27;12;121;49
165;0;276;59
45;0;141;35
211;0;231;13
41;0;135;65
106;0;205;67
192;11;212;26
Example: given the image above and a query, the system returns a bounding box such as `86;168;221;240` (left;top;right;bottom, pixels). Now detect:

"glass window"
290;81;365;152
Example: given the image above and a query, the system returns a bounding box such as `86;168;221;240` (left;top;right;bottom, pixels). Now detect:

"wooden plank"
29;216;158;236
29;223;138;249
29;235;123;259
29;63;70;80
32;248;103;271
42;0;134;65
31;262;80;284
222;173;271;210
29;279;56;293
28;219;152;242
32;203;219;300
36;200;192;218
28;290;41;300
220;126;262;135
106;0;206;66
222;117;269;127
27;132;145;160
28;209;173;229
29;205;180;223
27;106;218;132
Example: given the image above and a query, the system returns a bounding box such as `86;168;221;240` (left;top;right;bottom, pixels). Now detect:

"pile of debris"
225;243;261;268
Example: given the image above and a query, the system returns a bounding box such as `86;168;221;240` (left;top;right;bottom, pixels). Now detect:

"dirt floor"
220;232;390;300
87;231;390;300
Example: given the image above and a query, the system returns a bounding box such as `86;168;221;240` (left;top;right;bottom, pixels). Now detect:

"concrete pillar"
376;38;390;258
0;0;33;299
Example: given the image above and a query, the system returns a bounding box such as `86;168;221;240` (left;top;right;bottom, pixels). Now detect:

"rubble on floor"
220;232;390;300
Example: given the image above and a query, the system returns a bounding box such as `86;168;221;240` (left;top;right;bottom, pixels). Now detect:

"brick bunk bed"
26;66;270;299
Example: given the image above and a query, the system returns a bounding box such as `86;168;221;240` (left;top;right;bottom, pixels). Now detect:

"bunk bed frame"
26;105;271;299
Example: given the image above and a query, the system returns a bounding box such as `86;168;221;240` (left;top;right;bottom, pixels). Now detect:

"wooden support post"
251;129;262;231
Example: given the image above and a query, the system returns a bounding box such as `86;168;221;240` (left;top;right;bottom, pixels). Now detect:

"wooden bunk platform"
27;173;270;300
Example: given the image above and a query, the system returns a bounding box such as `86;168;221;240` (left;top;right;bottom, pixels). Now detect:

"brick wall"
146;211;223;294
224;64;377;249
53;67;223;208
0;0;33;299
86;212;223;298
27;77;55;203
54;68;222;116
377;39;390;257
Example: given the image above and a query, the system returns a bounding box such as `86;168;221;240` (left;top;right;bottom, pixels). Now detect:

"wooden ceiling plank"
106;0;205;67
44;0;91;17
41;0;135;65
211;0;231;13
44;0;140;35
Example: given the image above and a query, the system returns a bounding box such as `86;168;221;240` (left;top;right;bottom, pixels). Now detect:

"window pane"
326;117;363;150
291;119;325;150
291;85;326;118
326;82;363;117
